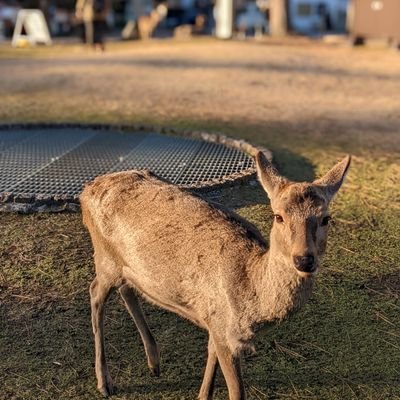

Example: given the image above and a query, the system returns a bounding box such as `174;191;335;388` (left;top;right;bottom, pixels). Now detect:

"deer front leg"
90;277;114;397
198;336;218;400
119;283;160;376
213;337;246;400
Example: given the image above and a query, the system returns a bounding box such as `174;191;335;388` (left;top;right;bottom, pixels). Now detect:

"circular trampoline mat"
0;125;267;212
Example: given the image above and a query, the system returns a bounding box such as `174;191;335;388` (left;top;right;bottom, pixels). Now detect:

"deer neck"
252;228;315;325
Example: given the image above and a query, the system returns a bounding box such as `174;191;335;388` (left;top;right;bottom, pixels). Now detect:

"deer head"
256;152;351;277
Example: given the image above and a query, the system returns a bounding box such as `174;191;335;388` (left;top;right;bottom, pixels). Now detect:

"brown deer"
80;151;351;399
137;4;167;40
121;4;167;41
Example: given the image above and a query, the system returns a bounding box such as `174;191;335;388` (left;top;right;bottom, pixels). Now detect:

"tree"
269;0;289;37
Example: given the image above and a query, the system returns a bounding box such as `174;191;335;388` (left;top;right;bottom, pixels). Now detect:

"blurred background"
1;0;400;399
1;0;398;47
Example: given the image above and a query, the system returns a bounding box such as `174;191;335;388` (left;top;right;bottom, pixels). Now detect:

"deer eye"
321;216;331;226
274;214;284;224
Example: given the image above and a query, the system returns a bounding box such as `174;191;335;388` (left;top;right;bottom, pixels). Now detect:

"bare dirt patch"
1;38;400;155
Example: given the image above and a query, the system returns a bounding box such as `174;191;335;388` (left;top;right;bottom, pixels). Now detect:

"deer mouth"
294;262;319;278
296;268;318;278
293;255;318;277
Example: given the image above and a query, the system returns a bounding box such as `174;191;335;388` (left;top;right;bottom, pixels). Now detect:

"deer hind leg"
90;277;114;396
213;337;245;400
119;283;160;376
198;336;219;400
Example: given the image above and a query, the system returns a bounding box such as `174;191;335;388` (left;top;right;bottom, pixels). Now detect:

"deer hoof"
98;382;114;397
149;363;160;377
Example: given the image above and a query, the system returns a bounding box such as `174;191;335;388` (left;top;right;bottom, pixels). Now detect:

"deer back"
80;170;266;328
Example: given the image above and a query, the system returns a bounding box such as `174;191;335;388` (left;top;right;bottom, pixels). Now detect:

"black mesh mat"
0;127;255;202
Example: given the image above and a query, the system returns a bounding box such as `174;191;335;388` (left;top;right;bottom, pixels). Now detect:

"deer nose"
293;254;315;273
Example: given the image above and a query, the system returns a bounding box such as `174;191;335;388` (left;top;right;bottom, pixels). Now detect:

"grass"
0;41;399;399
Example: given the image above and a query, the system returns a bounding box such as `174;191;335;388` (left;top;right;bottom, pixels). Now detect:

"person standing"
75;0;110;51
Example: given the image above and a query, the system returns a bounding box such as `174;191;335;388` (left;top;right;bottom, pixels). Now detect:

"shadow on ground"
7;57;400;82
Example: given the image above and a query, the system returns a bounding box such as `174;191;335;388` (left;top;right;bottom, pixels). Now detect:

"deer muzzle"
293;254;316;274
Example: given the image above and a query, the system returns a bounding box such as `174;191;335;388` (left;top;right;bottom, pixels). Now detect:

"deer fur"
80;151;351;399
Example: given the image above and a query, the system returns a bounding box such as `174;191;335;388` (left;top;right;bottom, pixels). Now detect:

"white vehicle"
289;0;348;34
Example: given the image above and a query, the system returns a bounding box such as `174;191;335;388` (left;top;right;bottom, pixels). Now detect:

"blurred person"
0;0;20;38
317;3;332;32
39;0;49;21
122;0;145;39
123;0;167;40
237;2;267;38
181;0;196;25
50;6;73;36
75;0;110;51
0;2;4;40
195;0;214;33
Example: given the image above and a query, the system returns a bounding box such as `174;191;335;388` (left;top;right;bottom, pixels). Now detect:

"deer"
121;4;167;41
80;151;351;399
137;4;167;40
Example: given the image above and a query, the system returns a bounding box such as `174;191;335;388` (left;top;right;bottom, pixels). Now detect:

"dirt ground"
1;38;400;154
0;38;399;400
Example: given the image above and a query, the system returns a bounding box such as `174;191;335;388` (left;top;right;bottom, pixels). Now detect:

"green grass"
0;43;399;400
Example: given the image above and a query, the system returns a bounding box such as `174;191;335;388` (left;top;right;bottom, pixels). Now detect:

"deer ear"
255;151;287;199
314;155;351;201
